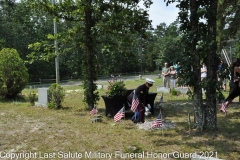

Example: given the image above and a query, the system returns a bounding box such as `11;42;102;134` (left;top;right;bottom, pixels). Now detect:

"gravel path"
136;120;176;131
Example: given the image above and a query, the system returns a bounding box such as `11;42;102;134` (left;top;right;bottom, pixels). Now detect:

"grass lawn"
0;77;239;160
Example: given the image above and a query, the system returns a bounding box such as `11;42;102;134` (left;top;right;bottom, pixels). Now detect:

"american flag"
152;113;162;128
90;106;98;116
114;107;125;122
220;102;226;113
131;90;139;112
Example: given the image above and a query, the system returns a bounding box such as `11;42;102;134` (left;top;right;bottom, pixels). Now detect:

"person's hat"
146;78;155;85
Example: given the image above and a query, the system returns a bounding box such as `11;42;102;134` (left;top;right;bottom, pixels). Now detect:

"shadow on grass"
97;108;106;115
74;113;86;116
146;102;240;159
61;106;72;110
0;95;28;103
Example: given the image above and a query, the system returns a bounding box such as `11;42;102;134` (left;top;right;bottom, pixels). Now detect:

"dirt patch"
136;120;176;130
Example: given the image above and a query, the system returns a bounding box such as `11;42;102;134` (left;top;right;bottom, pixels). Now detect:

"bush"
48;83;65;109
170;88;178;96
106;80;127;97
0;48;29;98
28;91;36;106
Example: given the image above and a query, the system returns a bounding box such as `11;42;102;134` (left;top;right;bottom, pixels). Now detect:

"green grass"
0;77;239;160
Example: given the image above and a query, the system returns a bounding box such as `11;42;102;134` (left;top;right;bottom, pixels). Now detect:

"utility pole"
140;38;143;74
52;0;60;84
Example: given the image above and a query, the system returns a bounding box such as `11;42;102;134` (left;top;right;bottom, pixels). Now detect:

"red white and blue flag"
114;107;125;122
131;90;139;112
90;106;98;116
152;113;162;129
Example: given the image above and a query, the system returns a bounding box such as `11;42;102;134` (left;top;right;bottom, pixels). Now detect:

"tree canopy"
1;0;240;119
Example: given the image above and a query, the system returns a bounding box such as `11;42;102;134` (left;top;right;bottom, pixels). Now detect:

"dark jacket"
128;84;149;105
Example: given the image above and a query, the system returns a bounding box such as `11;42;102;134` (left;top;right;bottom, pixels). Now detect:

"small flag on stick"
152;113;162;129
131;90;139;112
90;106;98;116
158;94;163;105
114;107;125;122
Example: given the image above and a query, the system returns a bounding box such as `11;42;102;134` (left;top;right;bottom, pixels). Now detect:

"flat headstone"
103;85;108;90
94;115;102;118
66;90;73;93
156;86;170;93
174;87;189;94
97;85;103;89
35;88;49;107
91;118;102;123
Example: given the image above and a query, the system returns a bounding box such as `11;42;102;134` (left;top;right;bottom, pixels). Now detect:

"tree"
152;22;182;67
217;0;240;51
28;0;152;109
0;0;60;81
0;48;29;98
166;0;218;131
205;0;218;130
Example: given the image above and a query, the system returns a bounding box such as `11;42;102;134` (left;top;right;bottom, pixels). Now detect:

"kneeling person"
128;78;155;123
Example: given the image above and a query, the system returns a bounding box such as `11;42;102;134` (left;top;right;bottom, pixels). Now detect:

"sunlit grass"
0;77;239;160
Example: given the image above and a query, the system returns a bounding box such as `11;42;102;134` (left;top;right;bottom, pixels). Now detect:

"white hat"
146;78;155;84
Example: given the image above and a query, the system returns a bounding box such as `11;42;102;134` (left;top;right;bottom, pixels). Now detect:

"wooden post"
160;109;164;135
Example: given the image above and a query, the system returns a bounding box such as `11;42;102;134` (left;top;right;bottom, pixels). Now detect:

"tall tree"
152;22;182;68
28;0;152;109
217;0;240;51
203;0;218;130
166;0;218;131
189;0;203;130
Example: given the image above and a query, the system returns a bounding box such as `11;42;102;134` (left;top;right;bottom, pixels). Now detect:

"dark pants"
226;81;240;101
131;104;145;123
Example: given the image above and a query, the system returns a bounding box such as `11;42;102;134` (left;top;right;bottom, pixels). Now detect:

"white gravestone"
35;88;49;107
156;86;170;93
174;87;189;94
97;85;103;90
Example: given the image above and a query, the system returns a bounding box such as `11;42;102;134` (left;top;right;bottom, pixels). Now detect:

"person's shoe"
220;102;227;113
132;119;138;123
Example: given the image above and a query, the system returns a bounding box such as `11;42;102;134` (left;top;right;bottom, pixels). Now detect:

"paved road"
26;74;160;88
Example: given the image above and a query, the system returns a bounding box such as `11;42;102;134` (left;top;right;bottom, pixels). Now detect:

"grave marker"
35;88;49;107
156;86;170;93
174;87;189;94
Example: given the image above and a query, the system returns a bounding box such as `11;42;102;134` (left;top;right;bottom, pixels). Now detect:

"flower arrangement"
106;75;127;97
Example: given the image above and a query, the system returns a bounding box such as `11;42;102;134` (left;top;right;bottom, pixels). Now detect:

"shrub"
0;48;29;98
170;88;178;96
48;83;65;109
106;75;127;97
28;91;36;106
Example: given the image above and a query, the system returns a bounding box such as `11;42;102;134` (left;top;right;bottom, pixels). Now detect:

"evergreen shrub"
28;91;36;106
48;83;65;109
0;48;29;98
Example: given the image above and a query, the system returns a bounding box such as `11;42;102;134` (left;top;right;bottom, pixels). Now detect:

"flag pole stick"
160;109;164;136
188;112;191;133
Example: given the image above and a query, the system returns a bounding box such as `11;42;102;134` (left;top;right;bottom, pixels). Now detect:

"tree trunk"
205;0;218;131
83;0;99;109
190;0;204;130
